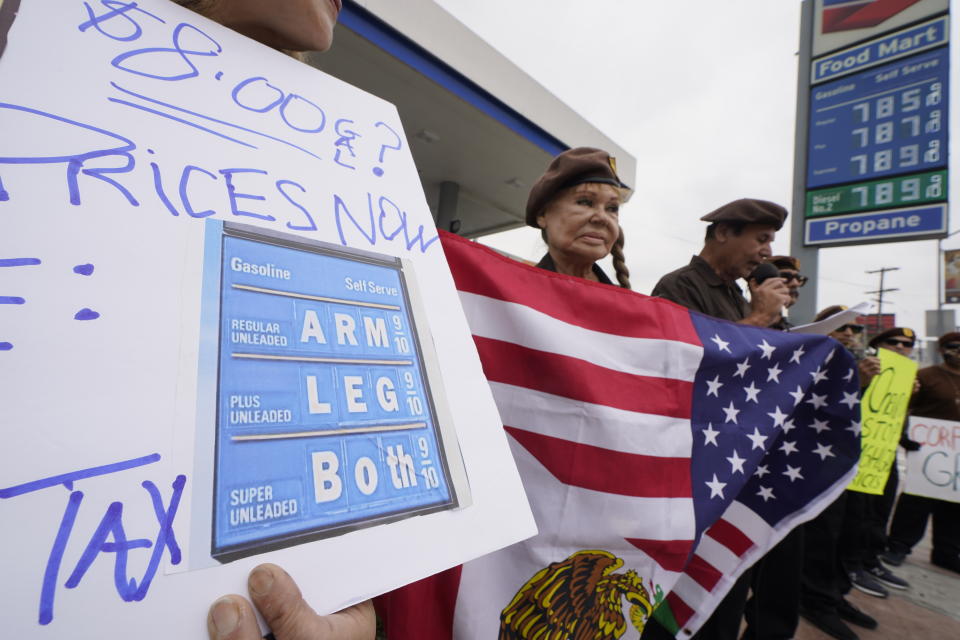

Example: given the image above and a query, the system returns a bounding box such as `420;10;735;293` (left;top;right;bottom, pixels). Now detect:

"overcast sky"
433;0;952;344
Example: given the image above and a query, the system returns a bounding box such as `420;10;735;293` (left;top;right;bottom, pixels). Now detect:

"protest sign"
0;1;535;637
849;349;918;494
904;416;960;502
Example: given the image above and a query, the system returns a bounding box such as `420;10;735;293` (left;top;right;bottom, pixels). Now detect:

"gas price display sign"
804;14;949;246
209;224;459;562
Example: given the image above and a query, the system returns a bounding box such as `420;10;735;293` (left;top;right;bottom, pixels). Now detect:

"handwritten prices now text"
0;1;438;254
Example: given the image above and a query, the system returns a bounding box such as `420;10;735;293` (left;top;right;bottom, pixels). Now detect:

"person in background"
766;255;805;330
799;307;877;640
838;327;916;600
169;1;374;637
645;199;791;640
652;198;791;327
884;331;960;575
738;254;806;640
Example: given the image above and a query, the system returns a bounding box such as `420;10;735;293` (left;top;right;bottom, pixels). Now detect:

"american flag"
376;233;860;638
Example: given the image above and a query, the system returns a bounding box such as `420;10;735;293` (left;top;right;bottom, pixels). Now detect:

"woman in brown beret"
526;147;632;289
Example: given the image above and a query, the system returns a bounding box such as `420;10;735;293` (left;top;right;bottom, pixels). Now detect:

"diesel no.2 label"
807;45;948;189
211;225;458;561
806;169;946;217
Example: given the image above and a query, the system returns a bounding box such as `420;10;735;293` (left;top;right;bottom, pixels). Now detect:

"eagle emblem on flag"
499;550;655;640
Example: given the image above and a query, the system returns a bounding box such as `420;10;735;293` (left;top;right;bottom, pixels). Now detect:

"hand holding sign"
207;564;375;640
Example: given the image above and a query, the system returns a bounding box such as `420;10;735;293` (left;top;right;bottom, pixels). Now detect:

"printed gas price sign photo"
200;223;461;562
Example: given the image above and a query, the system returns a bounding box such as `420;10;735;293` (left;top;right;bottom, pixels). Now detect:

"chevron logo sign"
822;0;924;33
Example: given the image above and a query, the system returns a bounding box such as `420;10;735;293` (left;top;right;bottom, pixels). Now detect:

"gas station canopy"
311;0;636;238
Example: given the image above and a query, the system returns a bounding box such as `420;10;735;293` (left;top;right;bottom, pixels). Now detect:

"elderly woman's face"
207;0;340;52
537;183;621;264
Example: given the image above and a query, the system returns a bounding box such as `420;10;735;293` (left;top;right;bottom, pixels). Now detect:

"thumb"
208;595;261;640
248;563;374;640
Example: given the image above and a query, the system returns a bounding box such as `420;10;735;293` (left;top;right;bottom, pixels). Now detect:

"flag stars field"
726;450;747;474
705;474;727;499
757;339;776;360
809;418;830;434
766;363;783;383
812;443;836;461
722;401;740;424
767;406;789;428
788;385;805;406
711;334;731;352
734;358;751;378
810;366;829;384
783;465;804;482
706;375;724;397
846;420;863;436
746;427;768;450
840;391;860;409
757;486;776;502
779;440;799;456
789;345;805;364
703;423;720;446
806;392;828;409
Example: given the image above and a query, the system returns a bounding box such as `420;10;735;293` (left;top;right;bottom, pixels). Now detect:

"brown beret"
701;198;788;230
769;255;800;271
868;326;916;349
814;305;848;323
525;147;631;227
939;331;960;346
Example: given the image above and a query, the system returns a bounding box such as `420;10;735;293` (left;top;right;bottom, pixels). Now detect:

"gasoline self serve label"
210;225;457;561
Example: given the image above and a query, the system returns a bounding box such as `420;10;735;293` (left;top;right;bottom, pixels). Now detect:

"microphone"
749;262;781;284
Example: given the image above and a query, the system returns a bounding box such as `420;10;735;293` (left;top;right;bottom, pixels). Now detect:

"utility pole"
865;267;900;335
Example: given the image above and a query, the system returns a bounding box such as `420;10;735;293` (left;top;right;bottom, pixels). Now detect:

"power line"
865;267;900;333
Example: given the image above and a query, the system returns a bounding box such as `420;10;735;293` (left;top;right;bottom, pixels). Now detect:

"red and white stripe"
666;468;859;633
430;236;707;638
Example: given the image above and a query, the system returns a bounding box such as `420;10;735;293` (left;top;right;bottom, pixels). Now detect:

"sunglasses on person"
836;324;864;334
779;271;808;285
882;338;915;348
942;342;960;351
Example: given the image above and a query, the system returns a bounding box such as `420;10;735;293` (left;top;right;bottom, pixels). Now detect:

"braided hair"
610;228;631;290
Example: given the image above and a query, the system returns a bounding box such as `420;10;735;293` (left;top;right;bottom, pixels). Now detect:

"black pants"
887;492;960;560
800;493;848;615
839;468;898;572
741;527;803;640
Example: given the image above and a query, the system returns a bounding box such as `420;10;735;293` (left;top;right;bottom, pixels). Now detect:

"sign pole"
790;0;818;324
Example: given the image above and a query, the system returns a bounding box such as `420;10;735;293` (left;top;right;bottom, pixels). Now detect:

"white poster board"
0;1;535;637
904;416;960;502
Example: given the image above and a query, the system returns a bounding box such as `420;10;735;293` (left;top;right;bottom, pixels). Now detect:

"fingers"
247;564;375;640
208;594;261;640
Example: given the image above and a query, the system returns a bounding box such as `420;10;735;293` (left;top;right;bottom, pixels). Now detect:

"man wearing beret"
884;331;960;575
652;199;791;326
644;200;792;640
798;307;879;640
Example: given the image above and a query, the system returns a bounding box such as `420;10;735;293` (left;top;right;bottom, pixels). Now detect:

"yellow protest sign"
849;349;919;494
